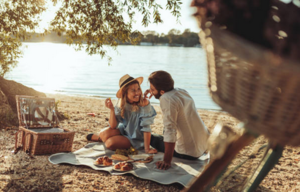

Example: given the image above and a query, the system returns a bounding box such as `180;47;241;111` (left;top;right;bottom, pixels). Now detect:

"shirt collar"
159;88;176;101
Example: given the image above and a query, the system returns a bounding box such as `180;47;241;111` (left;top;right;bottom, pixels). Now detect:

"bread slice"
111;154;129;161
137;155;153;163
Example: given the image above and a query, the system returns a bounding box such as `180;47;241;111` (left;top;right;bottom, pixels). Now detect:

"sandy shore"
1;94;300;191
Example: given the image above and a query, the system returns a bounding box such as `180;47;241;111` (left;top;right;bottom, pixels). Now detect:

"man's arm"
157;96;178;170
156;142;175;170
163;142;175;163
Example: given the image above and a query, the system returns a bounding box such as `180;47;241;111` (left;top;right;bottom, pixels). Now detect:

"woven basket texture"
15;95;75;155
199;25;300;146
16;127;74;155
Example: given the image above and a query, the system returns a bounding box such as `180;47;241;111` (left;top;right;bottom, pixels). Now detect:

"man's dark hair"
148;70;174;92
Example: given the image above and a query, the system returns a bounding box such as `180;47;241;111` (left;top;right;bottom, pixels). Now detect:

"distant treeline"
22;32;66;43
23;28;201;47
140;29;201;47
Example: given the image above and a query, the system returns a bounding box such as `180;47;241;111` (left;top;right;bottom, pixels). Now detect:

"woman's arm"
108;108;118;129
144;132;157;154
105;98;118;129
140;99;157;153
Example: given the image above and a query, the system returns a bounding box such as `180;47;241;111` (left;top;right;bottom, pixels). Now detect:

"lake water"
6;43;220;110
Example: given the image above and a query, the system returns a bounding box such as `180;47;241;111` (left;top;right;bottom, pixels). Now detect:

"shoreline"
22;40;202;48
46;92;223;112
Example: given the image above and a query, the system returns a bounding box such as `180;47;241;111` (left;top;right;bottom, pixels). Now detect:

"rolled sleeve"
160;96;178;143
114;107;122;123
140;125;152;132
139;104;157;132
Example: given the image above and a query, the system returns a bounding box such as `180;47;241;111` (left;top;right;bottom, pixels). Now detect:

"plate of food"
129;154;154;163
129;154;150;160
115;147;138;156
94;156;114;167
112;162;135;172
111;154;130;161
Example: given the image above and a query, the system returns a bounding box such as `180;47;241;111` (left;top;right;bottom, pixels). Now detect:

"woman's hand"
144;89;153;99
145;148;157;154
105;98;114;110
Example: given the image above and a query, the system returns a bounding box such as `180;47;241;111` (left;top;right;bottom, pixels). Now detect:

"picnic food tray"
14;95;75;155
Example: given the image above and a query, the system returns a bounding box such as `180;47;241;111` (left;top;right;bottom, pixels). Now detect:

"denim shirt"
114;101;157;149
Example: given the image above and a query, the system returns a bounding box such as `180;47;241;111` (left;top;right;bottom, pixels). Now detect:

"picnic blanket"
48;142;210;187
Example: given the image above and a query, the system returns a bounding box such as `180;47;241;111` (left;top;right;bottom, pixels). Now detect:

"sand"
0;94;300;191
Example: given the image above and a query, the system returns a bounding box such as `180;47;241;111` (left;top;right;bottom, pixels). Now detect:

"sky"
38;0;200;34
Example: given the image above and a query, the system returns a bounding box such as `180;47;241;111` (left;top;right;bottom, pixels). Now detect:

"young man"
144;70;210;170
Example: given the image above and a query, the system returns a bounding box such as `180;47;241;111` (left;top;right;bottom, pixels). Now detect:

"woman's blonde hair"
119;80;144;118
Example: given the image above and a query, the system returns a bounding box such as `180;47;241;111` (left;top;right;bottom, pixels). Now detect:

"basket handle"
14;130;24;154
24;133;34;158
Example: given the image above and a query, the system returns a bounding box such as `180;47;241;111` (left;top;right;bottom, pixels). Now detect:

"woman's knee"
105;138;116;150
99;127;111;142
99;132;107;142
105;136;131;150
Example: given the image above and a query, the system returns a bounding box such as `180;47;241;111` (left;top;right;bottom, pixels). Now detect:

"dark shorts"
150;134;199;160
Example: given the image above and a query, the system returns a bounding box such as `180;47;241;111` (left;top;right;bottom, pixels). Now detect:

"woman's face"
126;83;142;103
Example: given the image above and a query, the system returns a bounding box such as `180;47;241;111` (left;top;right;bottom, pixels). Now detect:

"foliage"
49;0;182;63
115;146;138;156
0;107;17;129
142;31;159;44
140;28;200;47
55;100;69;120
167;28;181;44
55;100;61;112
0;0;182;77
0;0;46;77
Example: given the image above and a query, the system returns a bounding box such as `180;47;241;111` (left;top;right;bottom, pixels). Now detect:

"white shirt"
160;88;210;157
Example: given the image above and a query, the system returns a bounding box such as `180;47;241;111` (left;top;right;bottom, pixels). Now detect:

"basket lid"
16;95;59;128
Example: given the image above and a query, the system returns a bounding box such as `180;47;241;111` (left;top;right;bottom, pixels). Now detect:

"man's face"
150;83;161;99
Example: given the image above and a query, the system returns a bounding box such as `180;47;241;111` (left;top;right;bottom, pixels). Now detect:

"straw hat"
116;74;143;98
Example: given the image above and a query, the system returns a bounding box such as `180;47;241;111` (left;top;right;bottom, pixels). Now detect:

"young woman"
87;74;157;154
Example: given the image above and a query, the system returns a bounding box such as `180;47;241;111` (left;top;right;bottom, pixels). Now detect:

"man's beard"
153;92;161;99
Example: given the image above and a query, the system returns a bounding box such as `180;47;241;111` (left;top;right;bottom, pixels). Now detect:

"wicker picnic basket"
197;23;300;147
14;95;75;155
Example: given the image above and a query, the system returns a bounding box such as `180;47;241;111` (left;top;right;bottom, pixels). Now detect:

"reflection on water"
6;43;220;110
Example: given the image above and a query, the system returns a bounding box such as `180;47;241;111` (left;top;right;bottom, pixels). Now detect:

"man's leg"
151;134;199;160
150;134;165;152
173;151;199;160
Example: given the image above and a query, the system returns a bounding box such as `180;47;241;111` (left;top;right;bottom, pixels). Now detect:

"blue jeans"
150;134;199;160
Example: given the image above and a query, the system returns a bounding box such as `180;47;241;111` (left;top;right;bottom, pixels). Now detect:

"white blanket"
48;142;210;187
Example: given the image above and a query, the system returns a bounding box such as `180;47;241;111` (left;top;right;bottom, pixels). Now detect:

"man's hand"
105;98;114;110
144;89;153;99
156;160;171;170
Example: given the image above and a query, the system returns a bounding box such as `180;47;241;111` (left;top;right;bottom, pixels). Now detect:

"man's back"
160;88;210;157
